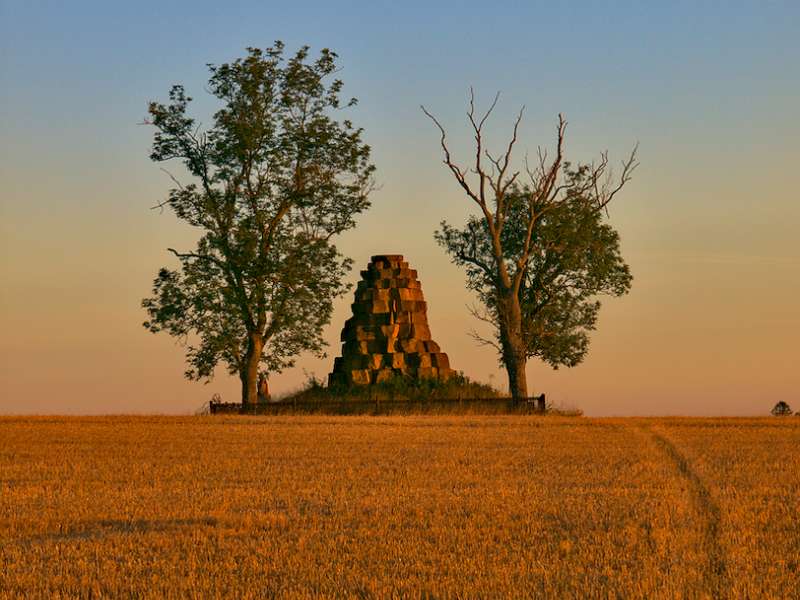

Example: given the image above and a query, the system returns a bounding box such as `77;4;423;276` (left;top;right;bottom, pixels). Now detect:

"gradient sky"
1;1;798;416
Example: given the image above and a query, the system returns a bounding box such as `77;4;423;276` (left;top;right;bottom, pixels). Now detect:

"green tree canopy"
424;91;635;397
142;43;375;403
436;176;632;370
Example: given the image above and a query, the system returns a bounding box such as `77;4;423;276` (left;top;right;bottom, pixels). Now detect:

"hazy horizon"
2;2;798;417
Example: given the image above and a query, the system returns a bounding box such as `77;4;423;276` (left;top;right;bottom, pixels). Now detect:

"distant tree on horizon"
142;42;375;405
422;91;636;398
771;401;793;416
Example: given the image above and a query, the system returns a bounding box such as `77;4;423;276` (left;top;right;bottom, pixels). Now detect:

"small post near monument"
258;375;271;404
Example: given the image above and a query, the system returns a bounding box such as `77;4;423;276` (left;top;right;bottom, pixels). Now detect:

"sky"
1;1;798;416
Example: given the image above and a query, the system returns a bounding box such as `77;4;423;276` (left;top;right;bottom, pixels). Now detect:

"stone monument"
328;255;456;386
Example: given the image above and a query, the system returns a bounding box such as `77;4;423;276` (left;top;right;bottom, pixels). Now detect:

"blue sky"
2;1;799;415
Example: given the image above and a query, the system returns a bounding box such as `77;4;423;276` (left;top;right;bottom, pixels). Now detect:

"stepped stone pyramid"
328;255;456;386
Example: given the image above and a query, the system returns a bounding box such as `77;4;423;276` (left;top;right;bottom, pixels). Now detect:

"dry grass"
1;416;797;598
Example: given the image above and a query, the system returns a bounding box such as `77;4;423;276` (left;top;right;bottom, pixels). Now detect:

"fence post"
537;394;546;413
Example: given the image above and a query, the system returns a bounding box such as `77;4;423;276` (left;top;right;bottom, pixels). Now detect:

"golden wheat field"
1;416;798;599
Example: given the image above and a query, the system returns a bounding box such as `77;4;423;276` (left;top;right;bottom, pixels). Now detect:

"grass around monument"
267;372;583;416
295;371;500;401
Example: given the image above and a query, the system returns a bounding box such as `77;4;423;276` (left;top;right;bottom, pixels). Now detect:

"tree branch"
466;303;501;352
514;114;567;295
167;247;224;269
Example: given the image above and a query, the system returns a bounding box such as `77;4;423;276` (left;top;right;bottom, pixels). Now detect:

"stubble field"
1;415;798;598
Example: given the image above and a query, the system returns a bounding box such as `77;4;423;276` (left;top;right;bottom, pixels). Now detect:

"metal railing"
208;394;546;415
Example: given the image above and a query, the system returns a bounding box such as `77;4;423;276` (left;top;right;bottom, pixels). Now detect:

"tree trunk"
498;293;529;399
240;332;264;405
504;350;528;399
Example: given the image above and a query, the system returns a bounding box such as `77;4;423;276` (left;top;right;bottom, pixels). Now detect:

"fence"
208;394;546;416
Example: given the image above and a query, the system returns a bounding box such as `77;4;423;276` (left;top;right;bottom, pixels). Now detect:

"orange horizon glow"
2;3;799;416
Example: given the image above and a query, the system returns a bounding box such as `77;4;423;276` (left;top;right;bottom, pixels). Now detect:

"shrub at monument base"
274;372;510;415
268;373;580;416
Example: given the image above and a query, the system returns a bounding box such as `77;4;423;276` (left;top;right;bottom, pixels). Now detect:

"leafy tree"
423;91;636;398
771;401;793;416
142;43;374;404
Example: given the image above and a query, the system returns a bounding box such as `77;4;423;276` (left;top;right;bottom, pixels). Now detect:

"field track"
1;416;798;598
639;426;728;597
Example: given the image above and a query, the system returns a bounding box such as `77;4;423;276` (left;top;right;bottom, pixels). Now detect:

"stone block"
373;368;395;383
381;324;413;339
342;325;377;342
373;300;391;313
394;279;421;290
366;267;416;280
400;339;419;353
366;354;383;370
388;353;406;369
399;300;427;312
350;369;371;385
390;288;424;302
411;323;431;339
379;324;398;340
362;313;392;326
438;368;455;381
339;355;365;370
352;300;390;314
422;340;441;353
432;353;450;369
328;371;346;387
395;311;419;324
331;254;453;388
371;254;404;263
369;340;389;354
355;288;390;302
341;340;362;355
417;367;439;379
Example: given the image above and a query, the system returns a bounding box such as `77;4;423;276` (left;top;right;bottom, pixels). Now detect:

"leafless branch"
161;167;185;190
150;199;169;212
466;302;501;352
595;142;639;212
467;329;501;352
150;168;186;211
513;114;567;293
466;302;495;325
167;247;225;270
465;88;500;206
421;104;480;204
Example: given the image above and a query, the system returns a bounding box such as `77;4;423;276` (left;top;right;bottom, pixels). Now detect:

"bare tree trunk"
499;293;529;399
241;332;264;405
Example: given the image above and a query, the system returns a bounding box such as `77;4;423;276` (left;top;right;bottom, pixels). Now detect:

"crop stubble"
0;416;797;598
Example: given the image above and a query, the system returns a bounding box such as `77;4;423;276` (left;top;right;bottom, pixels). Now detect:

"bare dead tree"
423;90;637;398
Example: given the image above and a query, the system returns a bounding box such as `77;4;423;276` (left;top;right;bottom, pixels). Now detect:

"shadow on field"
30;517;219;543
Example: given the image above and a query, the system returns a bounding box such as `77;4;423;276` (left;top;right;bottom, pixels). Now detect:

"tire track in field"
641;424;729;596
